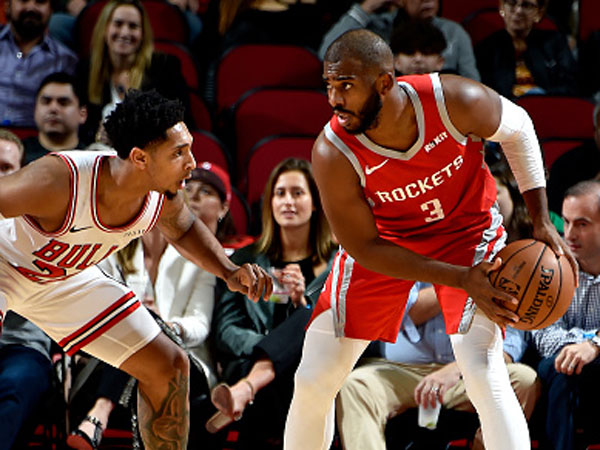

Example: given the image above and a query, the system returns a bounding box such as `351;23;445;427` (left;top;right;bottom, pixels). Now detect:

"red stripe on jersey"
64;301;141;356
58;291;136;348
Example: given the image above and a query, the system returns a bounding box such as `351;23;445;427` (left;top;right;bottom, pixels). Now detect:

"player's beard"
346;89;382;135
164;190;177;200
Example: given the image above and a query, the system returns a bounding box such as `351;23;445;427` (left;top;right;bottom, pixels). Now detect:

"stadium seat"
154;40;200;90
244;135;314;205
232;87;330;179
541;138;586;171
439;0;497;24
6;126;38;141
463;8;557;47
188;90;212;131
190;129;230;174
230;187;250;235
516;95;595;141
578;0;600;43
215;44;323;114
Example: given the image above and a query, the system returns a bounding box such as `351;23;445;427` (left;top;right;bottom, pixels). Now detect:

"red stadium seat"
215;44;323;114
464;8;557;47
190;130;230;173
439;0;497;24
541;138;586;171
516;95;595;141
188;90;212;131
230;187;250;235
578;0;600;43
154;40;200;90
75;0;188;57
244;135;314;205
6;126;38;141
232;88;330;180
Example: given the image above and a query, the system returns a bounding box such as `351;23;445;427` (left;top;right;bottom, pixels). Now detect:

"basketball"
489;239;576;330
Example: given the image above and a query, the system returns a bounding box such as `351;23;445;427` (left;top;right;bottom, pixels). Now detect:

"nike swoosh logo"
365;159;389;175
69;225;93;233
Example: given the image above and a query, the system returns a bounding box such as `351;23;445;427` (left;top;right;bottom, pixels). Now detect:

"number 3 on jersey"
421;198;445;223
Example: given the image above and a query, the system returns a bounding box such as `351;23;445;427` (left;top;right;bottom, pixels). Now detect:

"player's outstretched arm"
0;156;71;228
157;193;272;302
312;132;519;327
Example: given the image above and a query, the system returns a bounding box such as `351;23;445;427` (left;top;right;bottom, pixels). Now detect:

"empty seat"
232;87;330;179
154;40;200;90
190;130;230;173
578;0;600;43
215;44;323;114
188;90;212;131
541;138;586;170
516;95;595;141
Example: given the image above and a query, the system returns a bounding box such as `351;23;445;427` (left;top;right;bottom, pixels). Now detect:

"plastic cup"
418;401;441;430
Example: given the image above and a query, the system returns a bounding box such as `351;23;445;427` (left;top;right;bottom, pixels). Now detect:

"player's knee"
137;339;189;387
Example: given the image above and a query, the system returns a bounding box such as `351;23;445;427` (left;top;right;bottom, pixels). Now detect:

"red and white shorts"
0;258;160;367
310;209;506;342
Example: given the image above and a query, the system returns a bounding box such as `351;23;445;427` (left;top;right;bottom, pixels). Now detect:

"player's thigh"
15;267;160;368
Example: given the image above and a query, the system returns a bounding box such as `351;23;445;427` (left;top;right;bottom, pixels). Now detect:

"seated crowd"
0;0;599;449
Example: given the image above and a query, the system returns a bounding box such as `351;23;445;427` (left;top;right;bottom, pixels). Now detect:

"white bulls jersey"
0;150;164;284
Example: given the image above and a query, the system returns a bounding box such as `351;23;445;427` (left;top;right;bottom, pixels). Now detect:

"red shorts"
310;215;505;342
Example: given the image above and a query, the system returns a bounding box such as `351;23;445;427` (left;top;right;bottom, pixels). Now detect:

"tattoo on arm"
137;370;190;449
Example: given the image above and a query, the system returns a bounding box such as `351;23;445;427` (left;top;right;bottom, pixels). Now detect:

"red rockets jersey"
0;150;164;284
325;73;498;257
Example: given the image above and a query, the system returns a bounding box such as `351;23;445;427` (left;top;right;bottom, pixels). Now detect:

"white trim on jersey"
324;123;366;187
431;73;468;145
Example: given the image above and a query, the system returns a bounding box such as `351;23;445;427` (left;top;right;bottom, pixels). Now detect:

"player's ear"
376;71;396;96
130;147;148;168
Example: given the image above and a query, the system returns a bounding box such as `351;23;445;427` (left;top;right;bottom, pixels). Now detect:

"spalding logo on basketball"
489;239;576;330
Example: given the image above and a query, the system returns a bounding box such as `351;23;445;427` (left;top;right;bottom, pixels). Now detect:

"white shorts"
0;258;160;368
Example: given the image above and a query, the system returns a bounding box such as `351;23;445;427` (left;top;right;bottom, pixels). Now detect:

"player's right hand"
226;263;273;303
462;259;520;328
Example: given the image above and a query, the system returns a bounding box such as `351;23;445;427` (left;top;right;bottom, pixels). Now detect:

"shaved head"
324;29;394;76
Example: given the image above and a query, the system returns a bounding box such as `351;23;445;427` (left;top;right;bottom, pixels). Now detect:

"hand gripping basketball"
489;239;576;330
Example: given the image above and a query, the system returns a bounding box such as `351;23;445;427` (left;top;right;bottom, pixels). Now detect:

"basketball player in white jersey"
284;30;577;450
0;89;272;448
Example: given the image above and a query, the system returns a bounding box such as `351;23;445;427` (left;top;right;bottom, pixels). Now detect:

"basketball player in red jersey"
0;90;272;448
283;30;576;450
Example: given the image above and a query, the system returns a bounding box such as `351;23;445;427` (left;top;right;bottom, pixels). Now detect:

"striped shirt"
532;271;600;358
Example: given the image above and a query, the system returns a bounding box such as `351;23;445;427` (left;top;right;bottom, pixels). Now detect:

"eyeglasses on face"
503;0;539;12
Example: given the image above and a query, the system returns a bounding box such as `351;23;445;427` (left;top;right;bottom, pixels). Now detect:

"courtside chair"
74;0;189;57
214;44;323;115
190;129;231;174
516;95;595;141
232;87;330;180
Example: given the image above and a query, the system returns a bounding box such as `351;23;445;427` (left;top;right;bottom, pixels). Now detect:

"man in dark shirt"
23;72;87;164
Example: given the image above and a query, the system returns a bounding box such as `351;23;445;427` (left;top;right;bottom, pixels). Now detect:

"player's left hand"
554;342;599;375
226;263;273;302
533;220;579;286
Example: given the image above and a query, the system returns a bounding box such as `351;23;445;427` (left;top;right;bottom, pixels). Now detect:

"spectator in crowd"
209;158;336;448
475;0;577;99
23;72;88;165
337;283;540;450
0;129;54;449
77;0;193;142
0;0;77;127
390;18;447;76
532;180;600;450
546;103;600;215
67;162;237;450
318;0;480;80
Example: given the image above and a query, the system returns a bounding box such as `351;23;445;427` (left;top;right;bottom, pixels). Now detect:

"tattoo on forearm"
138;370;189;449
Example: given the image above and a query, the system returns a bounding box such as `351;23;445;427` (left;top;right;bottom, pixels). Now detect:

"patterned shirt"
532;271;600;358
0;25;77;126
